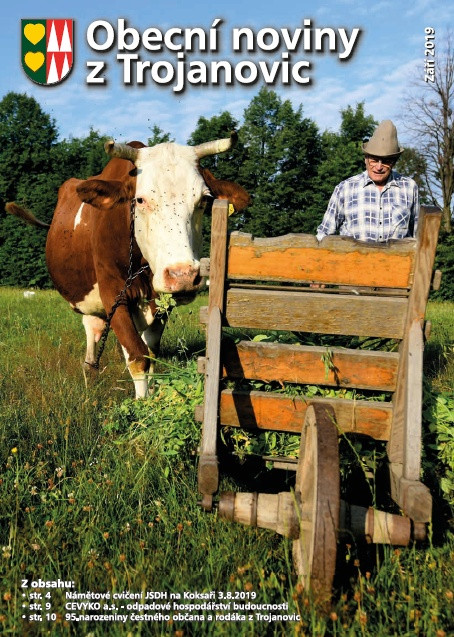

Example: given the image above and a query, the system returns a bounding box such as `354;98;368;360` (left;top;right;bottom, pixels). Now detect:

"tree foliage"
236;87;322;235
148;124;174;146
0;93;108;287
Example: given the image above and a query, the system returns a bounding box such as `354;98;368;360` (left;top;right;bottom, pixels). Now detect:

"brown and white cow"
7;134;249;397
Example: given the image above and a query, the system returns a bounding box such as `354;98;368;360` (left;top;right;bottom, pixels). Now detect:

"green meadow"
0;287;453;636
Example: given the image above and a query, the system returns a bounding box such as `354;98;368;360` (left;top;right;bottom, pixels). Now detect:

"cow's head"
80;134;244;296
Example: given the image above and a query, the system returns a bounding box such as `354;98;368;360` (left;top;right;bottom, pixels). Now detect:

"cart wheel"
293;404;340;604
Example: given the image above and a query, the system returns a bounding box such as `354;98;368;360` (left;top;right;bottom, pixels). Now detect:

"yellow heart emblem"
25;52;45;73
24;23;45;45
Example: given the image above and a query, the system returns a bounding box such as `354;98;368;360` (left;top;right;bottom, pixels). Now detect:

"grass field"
0;287;453;636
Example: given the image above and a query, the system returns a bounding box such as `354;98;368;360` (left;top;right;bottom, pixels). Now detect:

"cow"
6;133;249;398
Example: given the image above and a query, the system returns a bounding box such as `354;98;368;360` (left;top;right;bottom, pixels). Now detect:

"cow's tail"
5;202;50;229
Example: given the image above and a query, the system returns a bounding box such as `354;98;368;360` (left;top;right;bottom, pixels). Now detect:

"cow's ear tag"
228;203;235;216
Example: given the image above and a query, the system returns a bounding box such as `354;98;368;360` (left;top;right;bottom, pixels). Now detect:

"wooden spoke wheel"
293;404;340;603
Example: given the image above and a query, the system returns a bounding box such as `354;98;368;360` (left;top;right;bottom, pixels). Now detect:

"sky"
1;0;453;146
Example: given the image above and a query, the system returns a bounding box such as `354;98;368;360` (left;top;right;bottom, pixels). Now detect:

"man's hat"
362;120;404;158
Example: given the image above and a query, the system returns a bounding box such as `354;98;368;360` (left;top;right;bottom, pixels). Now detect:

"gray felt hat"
362;120;404;158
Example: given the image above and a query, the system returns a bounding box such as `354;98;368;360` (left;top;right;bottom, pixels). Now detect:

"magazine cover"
1;0;453;635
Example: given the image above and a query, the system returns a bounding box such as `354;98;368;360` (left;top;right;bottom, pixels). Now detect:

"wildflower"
119;554;126;563
45;520;54;529
3;592;12;601
176;523;184;533
2;546;11;559
31;543;40;551
103;532;109;540
237;564;251;576
55;467;64;478
445;590;453;601
244;582;253;592
359;611;367;626
330;612;338;621
11;447;18;454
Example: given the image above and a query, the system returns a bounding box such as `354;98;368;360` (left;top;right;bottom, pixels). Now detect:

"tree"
339;102;377;143
238;87;322;236
0;94;110;287
403;34;454;233
147;124;174;146
0;92;58;206
396;147;430;203
0;93;59;287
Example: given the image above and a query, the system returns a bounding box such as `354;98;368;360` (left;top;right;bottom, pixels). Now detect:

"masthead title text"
85;18;362;91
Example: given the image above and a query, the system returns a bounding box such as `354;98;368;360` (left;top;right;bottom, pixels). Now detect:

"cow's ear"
199;167;250;213
76;179;134;209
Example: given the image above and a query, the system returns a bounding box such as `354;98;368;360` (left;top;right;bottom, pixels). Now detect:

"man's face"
365;155;394;186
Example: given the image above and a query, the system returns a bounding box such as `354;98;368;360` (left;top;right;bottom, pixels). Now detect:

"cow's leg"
140;314;167;379
82;315;107;370
120;345;149;398
121;315;167;398
107;305;151;399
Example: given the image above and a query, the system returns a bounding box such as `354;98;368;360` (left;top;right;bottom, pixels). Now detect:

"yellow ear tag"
228;203;235;216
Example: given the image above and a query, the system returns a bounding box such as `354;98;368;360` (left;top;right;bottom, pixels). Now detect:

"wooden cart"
196;201;441;602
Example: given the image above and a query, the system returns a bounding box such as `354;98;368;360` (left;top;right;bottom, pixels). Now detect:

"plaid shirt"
316;170;419;242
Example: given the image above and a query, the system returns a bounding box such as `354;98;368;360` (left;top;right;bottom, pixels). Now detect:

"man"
316;120;419;242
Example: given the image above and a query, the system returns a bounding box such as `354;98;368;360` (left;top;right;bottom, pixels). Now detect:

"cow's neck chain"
86;198;150;371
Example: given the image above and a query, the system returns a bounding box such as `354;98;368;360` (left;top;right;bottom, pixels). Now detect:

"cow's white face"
131;143;210;294
104;134;236;294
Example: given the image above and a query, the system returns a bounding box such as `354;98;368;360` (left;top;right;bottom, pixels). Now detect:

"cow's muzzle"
162;264;202;293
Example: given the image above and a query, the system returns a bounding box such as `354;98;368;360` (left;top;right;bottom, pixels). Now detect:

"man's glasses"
366;156;394;167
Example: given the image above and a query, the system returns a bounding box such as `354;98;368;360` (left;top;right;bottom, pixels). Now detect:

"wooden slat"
198;200;229;499
388;208;442;464
219;390;392;441
230;282;410;297
228;232;416;288
223;287;408;339
403;320;424;481
221;341;399;391
389;464;432;523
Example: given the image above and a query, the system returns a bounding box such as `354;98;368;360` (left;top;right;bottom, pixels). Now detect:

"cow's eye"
136;197;145;205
